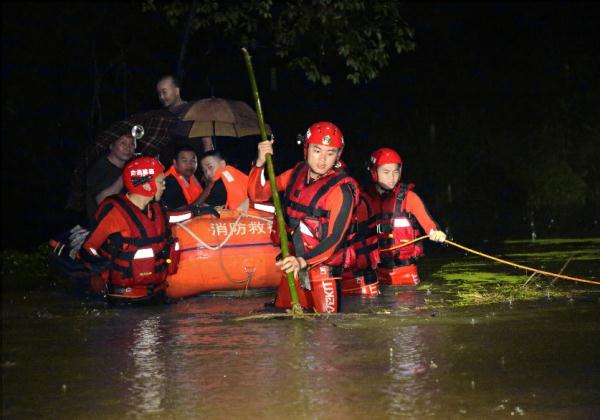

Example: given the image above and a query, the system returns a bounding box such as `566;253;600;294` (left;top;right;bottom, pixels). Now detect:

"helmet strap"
376;182;394;193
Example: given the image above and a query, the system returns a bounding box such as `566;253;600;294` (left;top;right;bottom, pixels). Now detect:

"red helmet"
369;148;402;182
123;157;165;197
304;121;344;158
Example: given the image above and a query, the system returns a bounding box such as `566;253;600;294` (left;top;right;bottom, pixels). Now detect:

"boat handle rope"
381;235;600;286
175;213;273;251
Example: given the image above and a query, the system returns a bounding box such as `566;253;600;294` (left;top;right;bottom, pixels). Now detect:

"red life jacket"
280;162;359;269
377;183;424;268
165;166;203;205
92;195;177;294
346;185;381;273
213;165;249;210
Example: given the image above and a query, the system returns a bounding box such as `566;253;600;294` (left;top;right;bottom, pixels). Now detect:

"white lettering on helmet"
149;168;155;174
142;169;148;176
136;169;143;176
322;280;336;312
130;170;136;176
306;128;312;139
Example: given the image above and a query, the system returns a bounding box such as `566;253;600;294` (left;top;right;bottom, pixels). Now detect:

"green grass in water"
420;237;599;307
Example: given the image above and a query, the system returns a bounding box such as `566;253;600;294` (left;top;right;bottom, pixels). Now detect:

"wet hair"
158;74;181;89
173;145;197;160
200;150;226;163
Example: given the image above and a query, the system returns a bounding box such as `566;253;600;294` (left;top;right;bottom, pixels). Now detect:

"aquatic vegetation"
419;237;599;307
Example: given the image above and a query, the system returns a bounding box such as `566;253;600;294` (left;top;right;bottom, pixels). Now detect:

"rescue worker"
367;148;446;286
248;121;359;313
162;145;203;210
79;157;182;302
340;181;381;296
197;150;250;211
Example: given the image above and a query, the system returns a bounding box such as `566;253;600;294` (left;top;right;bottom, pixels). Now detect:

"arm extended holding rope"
242;47;303;315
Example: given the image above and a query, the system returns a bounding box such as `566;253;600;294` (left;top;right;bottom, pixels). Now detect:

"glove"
192;205;220;219
429;229;447;243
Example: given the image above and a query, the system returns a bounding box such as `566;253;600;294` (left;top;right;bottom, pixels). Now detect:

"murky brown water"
3;282;599;419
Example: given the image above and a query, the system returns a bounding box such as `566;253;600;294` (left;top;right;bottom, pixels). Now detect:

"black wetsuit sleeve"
161;176;188;210
204;179;227;207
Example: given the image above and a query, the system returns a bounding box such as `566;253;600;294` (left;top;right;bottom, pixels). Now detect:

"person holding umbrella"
156;75;214;152
247;121;359;313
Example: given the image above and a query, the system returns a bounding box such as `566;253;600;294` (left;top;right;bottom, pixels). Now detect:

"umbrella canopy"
182;98;271;138
66;109;178;212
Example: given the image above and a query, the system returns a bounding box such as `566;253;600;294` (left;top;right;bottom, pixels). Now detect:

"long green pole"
241;48;303;316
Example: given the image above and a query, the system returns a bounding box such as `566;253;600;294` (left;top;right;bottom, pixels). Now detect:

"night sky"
2;2;599;250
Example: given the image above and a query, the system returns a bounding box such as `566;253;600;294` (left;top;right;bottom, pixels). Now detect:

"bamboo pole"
241;48;303;317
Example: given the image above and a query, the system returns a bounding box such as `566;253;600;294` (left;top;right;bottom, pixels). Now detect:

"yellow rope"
381;235;599;286
380;235;430;252
444;239;600;286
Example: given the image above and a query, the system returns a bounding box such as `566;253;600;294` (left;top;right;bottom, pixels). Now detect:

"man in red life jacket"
162;145;203;210
79;157;184;302
340;181;382;296
197;150;250;211
248;121;359;313
368;148;446;286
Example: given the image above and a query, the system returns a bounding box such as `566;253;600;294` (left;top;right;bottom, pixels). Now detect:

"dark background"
2;2;599;251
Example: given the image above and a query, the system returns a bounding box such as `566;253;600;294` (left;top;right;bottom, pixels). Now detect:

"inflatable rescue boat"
166;207;281;299
49;206;282;301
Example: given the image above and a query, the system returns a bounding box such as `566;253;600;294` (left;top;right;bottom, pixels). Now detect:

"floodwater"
3;282;599;419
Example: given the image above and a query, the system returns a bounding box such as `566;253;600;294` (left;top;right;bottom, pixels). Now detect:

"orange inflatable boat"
166;208;281;299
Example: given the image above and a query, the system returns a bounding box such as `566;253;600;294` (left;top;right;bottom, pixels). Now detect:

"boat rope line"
176;213;273;251
381;236;600;286
180;242;275;252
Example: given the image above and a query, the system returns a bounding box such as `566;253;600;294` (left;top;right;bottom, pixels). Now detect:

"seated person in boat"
162;145;203;210
247;121;359;314
197;150;249;211
79;157;182;302
364;147;446;286
85;131;136;222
